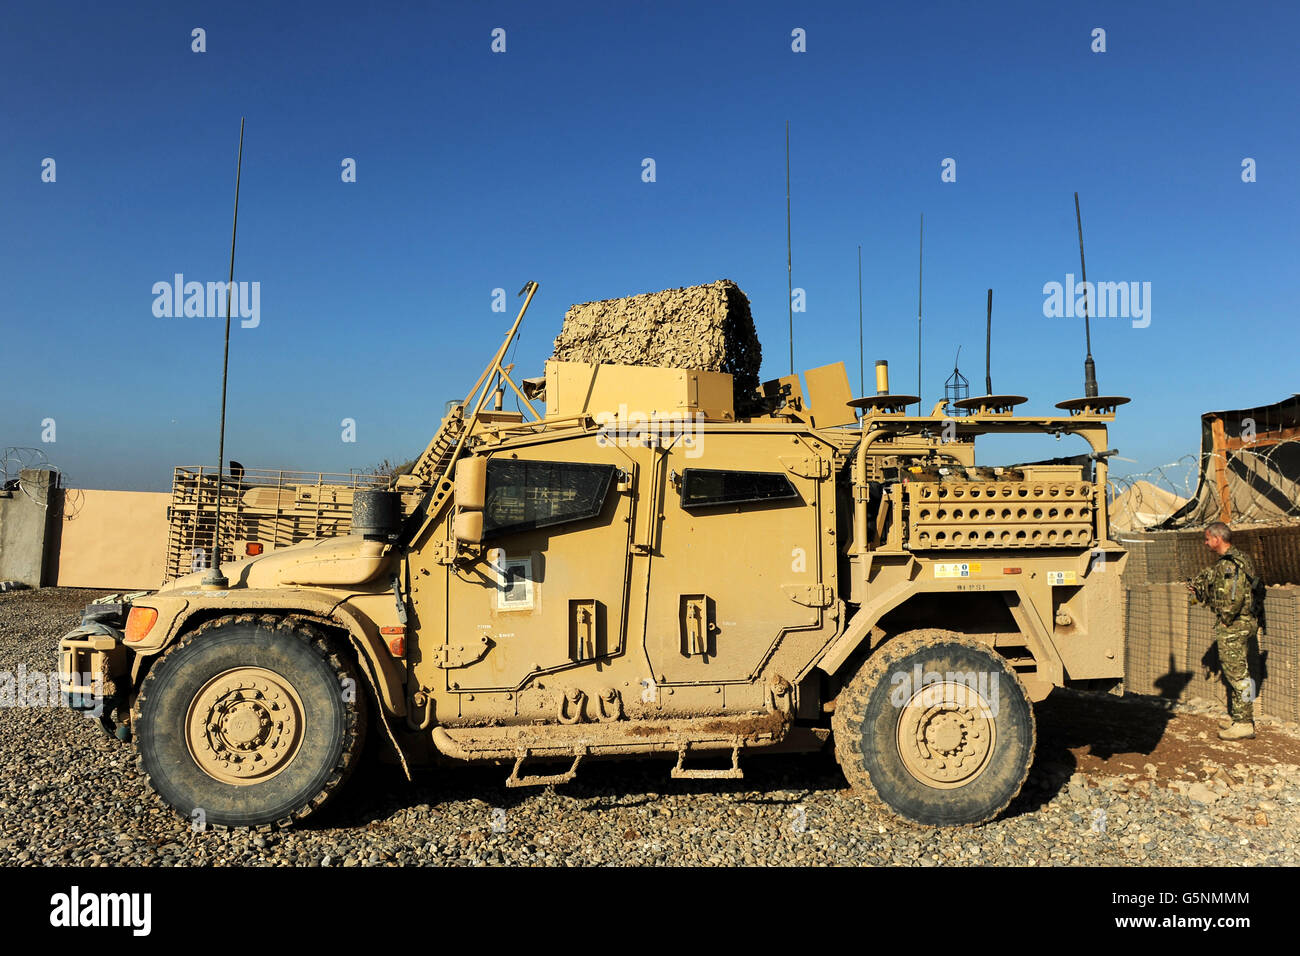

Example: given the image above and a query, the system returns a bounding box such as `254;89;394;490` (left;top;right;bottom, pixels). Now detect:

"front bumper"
57;598;136;737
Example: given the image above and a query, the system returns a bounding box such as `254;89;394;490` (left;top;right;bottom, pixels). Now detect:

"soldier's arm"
1190;567;1211;603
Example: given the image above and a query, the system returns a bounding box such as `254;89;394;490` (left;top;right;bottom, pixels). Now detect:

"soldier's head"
1204;522;1232;555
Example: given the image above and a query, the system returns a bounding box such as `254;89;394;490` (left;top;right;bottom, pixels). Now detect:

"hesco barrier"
1117;524;1300;587
1122;580;1300;723
1120;523;1300;720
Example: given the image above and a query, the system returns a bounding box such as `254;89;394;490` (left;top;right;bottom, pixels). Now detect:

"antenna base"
952;394;1028;416
1084;356;1099;398
201;568;229;590
1056;395;1131;417
850;394;920;415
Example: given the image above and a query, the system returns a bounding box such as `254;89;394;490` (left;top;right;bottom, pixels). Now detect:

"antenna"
917;213;923;411
944;346;970;413
985;288;993;395
1075;191;1098;398
202;117;245;590
951;286;1027;416
1055;193;1130;416
857;244;864;395
786;121;793;375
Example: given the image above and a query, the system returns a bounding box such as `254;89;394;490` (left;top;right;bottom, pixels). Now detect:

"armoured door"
443;445;637;692
644;431;829;686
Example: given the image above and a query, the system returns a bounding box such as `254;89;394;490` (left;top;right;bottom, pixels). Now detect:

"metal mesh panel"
1260;587;1300;722
1123;584;1191;699
165;467;407;582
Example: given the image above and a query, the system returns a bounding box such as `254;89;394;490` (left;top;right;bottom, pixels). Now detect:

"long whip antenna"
203;117;245;589
1075;191;1098;398
786;121;794;375
857;244;864;395
985;288;993;395
917;213;923;411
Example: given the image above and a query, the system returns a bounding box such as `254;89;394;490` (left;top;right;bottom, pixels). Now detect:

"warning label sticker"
1047;571;1078;585
935;562;982;578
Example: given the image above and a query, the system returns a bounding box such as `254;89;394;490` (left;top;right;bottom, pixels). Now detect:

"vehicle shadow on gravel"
304;689;1185;829
305;741;848;829
1002;689;1177;820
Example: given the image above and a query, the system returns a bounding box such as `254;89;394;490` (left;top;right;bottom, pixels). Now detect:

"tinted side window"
484;460;615;536
680;468;798;509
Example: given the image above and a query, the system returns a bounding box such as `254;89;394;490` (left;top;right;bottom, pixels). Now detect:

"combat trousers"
1214;617;1257;723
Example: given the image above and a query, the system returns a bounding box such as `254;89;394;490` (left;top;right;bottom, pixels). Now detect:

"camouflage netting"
552;280;763;413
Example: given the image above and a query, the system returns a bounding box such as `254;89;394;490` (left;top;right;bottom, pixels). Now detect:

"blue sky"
2;1;1296;491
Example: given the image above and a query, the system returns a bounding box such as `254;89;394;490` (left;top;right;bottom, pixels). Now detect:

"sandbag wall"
1119;524;1300;721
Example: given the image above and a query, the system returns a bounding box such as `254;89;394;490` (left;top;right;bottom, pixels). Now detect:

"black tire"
832;629;1035;826
134;615;367;828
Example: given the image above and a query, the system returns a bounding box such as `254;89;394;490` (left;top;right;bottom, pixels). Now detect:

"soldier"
1188;521;1260;740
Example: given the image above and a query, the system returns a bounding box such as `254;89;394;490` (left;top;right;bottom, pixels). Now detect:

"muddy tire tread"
831;628;1035;828
131;613;367;829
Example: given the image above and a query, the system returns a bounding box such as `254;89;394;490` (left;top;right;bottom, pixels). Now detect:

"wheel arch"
131;602;414;781
130;592;406;719
816;586;1062;700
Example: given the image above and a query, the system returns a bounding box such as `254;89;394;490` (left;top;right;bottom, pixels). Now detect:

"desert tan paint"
84;348;1126;825
54;490;170;590
51;281;1141;830
126;368;1126;725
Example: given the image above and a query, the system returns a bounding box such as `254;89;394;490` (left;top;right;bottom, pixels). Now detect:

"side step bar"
671;741;743;780
506;749;586;788
432;702;791;788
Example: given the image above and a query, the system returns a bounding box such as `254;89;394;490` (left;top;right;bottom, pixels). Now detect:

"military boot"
1218;721;1256;740
1218;716;1234;730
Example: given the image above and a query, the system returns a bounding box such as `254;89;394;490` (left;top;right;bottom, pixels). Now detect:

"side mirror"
454;510;484;545
454;457;486;510
453;458;487;545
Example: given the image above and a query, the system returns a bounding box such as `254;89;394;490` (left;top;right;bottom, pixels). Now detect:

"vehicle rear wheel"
134;615;367;828
832;629;1035;826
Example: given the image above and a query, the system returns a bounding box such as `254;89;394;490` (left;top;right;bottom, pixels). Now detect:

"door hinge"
432;634;490;668
782;583;833;607
780;455;830;479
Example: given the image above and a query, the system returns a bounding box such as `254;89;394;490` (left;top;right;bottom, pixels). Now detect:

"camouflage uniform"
1191;545;1259;723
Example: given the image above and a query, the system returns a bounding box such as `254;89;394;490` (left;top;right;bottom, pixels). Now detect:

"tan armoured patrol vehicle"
60;283;1128;828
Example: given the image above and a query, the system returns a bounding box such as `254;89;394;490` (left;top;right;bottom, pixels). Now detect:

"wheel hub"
895;680;997;789
186;667;305;786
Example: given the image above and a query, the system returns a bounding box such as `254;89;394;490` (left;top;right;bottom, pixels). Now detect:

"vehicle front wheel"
832;629;1035;826
134;615;367;828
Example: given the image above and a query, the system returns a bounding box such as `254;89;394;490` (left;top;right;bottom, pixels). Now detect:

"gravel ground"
2;587;1298;867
